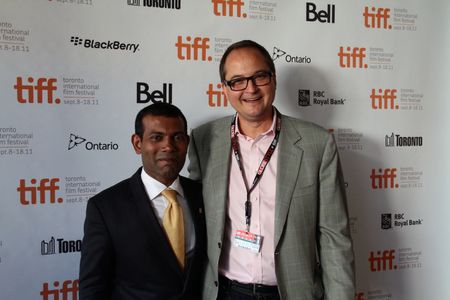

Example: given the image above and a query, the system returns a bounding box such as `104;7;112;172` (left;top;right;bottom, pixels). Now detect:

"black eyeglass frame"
223;71;273;91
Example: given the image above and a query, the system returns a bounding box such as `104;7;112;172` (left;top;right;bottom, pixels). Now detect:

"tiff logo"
370;168;398;189
42;237;56;255
368;249;397;272
212;0;246;17
137;82;172;104
14;77;60;104
17;178;63;205
370;89;398;110
127;0;140;5
338;47;367;68
306;2;335;23
207;83;228;107
40;280;78;300
175;36;212;61
363;7;392;29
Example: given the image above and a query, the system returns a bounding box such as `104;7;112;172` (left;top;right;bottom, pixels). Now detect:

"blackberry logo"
69;36;140;53
70;36;83;46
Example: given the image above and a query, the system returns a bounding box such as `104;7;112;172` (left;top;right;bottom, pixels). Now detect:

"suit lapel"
128;169;183;277
274;116;304;248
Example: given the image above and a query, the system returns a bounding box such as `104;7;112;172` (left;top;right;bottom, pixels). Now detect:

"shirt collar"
235;108;277;140
140;168;184;200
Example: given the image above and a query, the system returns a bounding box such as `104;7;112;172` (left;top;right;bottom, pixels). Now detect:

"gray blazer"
188;112;355;300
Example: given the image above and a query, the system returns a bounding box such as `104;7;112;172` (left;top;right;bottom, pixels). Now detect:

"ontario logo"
68;133;119;151
272;47;311;64
70;36;140;53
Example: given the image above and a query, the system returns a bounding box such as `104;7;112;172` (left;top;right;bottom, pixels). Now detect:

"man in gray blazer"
188;40;354;300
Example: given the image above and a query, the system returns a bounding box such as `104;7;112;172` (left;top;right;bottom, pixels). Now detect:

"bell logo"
370;89;398;110
363;7;392;29
207;83;228;107
368;249;397;272
212;0;246;18
370;168;398;189
338;47;367;68
137;82;172;104
14;77;60;104
40;279;78;300
175;36;212;61
306;2;335;23
17;178;63;205
355;292;365;300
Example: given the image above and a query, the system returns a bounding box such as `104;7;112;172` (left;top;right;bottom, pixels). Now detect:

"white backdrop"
1;0;449;299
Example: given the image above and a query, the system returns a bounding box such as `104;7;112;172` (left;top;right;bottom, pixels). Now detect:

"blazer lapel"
274;117;304;248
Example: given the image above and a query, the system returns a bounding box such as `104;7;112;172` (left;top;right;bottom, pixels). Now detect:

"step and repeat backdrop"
1;0;449;299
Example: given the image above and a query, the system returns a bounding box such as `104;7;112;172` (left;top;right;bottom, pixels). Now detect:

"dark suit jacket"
79;168;205;300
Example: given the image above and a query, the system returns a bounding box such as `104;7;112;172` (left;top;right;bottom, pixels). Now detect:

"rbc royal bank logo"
14;77;60;104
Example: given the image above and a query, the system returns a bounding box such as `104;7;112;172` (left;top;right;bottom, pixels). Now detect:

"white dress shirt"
140;169;195;253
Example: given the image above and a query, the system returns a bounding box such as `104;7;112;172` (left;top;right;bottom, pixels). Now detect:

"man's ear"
131;134;142;154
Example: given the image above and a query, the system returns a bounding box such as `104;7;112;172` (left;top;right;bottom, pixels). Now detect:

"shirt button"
214;281;218;287
218;242;222;249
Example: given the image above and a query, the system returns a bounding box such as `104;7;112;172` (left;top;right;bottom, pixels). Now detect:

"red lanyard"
230;109;281;231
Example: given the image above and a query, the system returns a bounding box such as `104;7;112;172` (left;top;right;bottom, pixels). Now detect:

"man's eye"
174;134;187;142
231;78;246;86
149;135;163;141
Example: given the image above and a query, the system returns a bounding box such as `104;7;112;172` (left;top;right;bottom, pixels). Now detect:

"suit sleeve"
188;129;202;182
318;133;355;300
79;198;114;300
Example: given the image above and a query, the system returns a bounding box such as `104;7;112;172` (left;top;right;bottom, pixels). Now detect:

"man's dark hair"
219;40;276;82
134;102;188;138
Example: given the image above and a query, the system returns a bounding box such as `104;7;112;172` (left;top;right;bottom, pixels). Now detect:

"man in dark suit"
79;102;205;300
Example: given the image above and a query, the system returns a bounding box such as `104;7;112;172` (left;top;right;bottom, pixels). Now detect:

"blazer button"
214;281;218;287
218;242;221;249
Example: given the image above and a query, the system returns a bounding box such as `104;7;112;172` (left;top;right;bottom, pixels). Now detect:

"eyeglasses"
223;71;273;91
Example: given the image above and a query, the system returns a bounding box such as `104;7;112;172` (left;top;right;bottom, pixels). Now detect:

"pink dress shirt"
219;114;279;285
